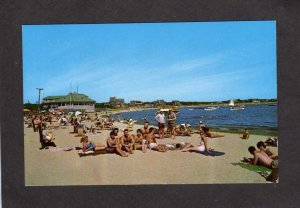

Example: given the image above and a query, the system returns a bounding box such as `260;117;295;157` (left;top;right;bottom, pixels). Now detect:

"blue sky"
22;21;276;103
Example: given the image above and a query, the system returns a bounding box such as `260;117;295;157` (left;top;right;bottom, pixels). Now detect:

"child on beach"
242;129;250;139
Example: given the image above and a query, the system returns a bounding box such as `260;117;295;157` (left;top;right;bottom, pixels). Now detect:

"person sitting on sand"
147;127;167;152
177;124;191;136
120;129;134;154
106;131;128;157
140;121;150;137
40;131;57;149
80;135;106;153
200;125;224;138
256;141;277;159
133;129;147;153
181;132;213;153
33;115;42;132
242;128;250;139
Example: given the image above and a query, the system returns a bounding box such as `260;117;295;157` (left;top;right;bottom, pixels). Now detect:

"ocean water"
114;104;278;136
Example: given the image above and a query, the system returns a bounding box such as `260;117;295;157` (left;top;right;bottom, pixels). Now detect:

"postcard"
22;21;278;185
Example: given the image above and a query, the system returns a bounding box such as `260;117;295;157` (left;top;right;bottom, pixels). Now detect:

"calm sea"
113;104;278;136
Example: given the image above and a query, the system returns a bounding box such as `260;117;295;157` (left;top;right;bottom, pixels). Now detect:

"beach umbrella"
75;111;82;117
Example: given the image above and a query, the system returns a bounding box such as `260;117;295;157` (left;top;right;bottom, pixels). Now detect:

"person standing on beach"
155;110;165;139
167;109;176;139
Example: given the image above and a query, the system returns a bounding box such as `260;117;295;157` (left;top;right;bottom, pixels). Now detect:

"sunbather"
106;131;128;157
264;137;278;147
181;133;213;153
243;146;278;182
140;121;150;137
80;136;105;153
256;141;277;159
120;129;134;154
134;129;147;153
242;128;250;139
147;127;167;152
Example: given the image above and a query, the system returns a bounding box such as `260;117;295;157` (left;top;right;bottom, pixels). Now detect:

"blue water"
113;104;278;135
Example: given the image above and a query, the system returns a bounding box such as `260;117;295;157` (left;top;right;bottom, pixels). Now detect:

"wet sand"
24;122;278;185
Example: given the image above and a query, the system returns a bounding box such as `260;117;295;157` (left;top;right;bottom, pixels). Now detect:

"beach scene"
23;21;278;185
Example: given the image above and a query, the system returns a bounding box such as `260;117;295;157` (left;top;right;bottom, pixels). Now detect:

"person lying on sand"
256;141;277;159
264;137;278;147
242;146;272;166
181;133;213;153
106;131;128;157
201;126;224;138
243;146;278;182
120;129;134;154
80;135;106;153
165;142;190;150
146;127;167;152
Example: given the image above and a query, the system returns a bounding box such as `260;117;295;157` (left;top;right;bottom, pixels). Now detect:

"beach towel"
199;151;225;157
232;162;271;174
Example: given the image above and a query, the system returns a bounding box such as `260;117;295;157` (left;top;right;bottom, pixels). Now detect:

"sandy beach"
24;122;278;186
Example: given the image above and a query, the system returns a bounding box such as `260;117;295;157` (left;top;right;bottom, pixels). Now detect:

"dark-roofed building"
42;93;96;112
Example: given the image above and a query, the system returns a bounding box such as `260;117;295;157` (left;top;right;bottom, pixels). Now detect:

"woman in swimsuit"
80;136;105;153
181;133;213;153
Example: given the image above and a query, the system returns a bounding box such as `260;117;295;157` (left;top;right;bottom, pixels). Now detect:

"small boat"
188;108;194;111
229;100;245;110
204;106;219;111
230;106;245;110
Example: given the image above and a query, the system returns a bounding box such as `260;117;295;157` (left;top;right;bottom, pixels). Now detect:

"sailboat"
229;100;245;110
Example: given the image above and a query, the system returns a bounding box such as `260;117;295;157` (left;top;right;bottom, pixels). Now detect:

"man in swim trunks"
167;109;176;139
155;110;165;139
120;129;134;154
146;127;167;152
140;121;150;137
106;131;128;157
256;141;277;159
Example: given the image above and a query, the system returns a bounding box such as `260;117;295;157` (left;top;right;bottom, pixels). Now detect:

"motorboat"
204;106;219;111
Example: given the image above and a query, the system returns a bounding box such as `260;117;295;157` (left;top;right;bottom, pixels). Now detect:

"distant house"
153;99;165;107
42;93;96;112
129;100;143;107
109;97;125;108
171;100;181;106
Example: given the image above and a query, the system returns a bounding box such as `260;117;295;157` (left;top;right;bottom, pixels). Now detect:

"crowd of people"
25;108;278;182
